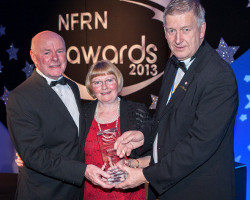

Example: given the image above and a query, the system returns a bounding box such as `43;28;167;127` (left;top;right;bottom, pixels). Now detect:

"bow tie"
178;61;187;73
50;77;67;87
171;56;187;73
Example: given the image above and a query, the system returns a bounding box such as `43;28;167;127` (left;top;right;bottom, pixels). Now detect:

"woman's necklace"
95;97;120;131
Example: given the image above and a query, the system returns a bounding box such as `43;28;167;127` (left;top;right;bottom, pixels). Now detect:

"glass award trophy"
97;127;127;184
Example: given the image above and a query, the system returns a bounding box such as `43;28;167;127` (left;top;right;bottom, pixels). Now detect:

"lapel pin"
185;81;188;85
180;85;187;91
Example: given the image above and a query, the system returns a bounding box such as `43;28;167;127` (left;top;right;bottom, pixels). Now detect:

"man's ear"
163;27;168;40
199;22;206;39
30;50;37;66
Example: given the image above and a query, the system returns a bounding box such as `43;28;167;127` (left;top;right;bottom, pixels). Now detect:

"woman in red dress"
83;60;151;199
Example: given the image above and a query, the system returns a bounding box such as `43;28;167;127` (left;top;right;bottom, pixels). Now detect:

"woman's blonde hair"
85;60;124;98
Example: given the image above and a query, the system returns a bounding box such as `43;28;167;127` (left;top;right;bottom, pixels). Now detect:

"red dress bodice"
83;118;146;200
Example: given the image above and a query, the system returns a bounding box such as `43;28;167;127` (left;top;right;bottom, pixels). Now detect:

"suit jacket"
7;71;86;200
82;98;151;159
141;41;238;200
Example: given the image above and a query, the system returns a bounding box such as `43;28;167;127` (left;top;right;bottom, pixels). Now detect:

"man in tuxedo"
114;0;238;199
7;30;112;200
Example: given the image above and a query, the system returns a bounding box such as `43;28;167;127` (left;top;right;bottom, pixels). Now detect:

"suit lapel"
160;70;196;117
156;61;177;119
157;41;210;119
67;80;85;137
157;56;202;119
33;72;79;131
48;88;78;129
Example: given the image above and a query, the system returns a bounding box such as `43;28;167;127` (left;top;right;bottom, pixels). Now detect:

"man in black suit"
114;0;238;199
7;30;112;199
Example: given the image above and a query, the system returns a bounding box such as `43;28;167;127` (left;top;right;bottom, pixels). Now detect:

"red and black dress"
83;118;146;200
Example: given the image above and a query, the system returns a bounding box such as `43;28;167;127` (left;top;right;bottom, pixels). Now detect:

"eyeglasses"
92;78;117;88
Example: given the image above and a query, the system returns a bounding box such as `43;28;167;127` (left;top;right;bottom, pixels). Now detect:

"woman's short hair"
85;60;124;98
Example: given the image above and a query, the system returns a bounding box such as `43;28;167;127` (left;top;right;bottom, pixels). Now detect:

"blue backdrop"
232;49;250;199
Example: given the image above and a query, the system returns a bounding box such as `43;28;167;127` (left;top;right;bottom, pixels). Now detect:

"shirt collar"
182;57;195;70
36;68;63;85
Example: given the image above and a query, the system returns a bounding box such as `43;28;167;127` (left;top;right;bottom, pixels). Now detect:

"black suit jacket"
7;71;86;200
141;41;238;200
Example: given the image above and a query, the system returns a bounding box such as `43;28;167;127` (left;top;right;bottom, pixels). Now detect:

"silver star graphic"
0;25;5;37
245;95;250;109
244;75;250;83
22;61;34;78
0;61;4;73
6;43;19;61
239;114;247;122
0;86;11;105
149;94;158;109
234;155;241;162
216;38;239;64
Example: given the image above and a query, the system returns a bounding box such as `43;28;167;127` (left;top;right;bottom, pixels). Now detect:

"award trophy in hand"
97;127;127;185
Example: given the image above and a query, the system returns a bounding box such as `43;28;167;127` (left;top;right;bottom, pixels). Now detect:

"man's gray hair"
163;0;205;28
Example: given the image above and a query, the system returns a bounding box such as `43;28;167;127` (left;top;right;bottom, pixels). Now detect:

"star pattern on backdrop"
6;43;19;61
216;38;239;64
149;94;158;109
22;61;34;78
239;114;247;122
245;95;250;109
0;61;4;73
235;155;241;162
0;25;6;37
244;75;250;83
0;86;11;105
248;144;250;151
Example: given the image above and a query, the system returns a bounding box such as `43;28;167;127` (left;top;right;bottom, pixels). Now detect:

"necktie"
50;77;67;87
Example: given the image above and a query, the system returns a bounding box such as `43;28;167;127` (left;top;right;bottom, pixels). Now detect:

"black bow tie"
171;56;187;73
178;61;187;73
50;77;67;87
